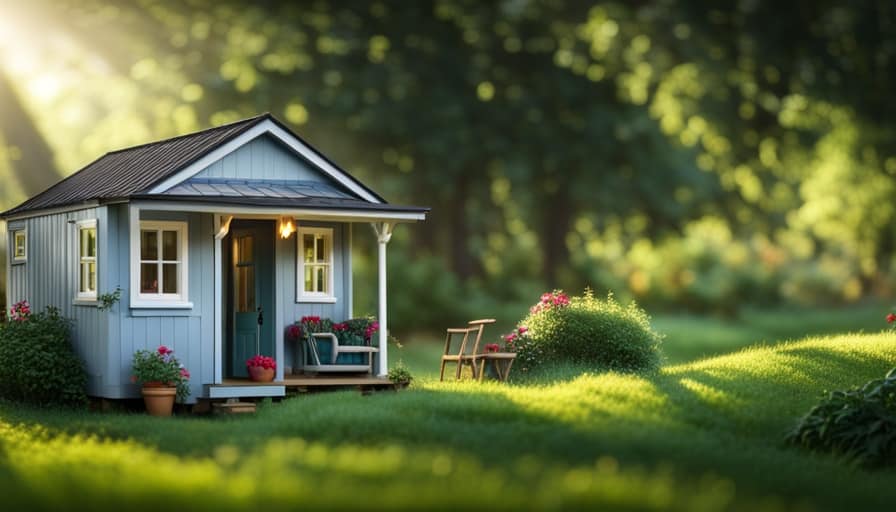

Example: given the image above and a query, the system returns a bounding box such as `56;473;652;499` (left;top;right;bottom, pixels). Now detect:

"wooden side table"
479;352;516;382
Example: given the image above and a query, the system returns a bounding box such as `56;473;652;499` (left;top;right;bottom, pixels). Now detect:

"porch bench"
303;333;379;373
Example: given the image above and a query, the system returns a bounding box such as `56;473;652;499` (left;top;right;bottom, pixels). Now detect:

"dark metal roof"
131;194;430;214
1;113;393;218
165;178;355;200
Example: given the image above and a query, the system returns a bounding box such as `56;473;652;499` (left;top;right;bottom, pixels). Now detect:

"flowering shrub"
515;289;662;373
530;291;570;315
131;346;191;402
247;355;276;370
0;305;87;406
9;300;32;322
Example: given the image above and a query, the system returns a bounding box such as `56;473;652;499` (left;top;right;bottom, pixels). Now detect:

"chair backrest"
466;319;496;355
443;327;476;357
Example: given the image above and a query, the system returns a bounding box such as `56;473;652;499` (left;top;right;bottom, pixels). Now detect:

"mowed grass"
1;332;895;511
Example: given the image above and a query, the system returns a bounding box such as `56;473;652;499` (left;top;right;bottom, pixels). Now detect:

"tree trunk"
541;181;572;289
0;71;60;196
450;175;476;280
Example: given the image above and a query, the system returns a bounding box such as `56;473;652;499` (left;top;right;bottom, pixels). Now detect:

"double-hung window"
134;221;188;306
77;220;97;299
11;229;26;263
297;226;335;302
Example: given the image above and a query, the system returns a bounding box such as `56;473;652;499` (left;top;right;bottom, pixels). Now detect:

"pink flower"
887;313;896;324
157;345;172;355
504;333;516;342
518;326;528;334
485;343;499;353
180;368;191;379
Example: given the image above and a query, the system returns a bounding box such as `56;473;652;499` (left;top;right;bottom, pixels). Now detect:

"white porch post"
372;222;394;377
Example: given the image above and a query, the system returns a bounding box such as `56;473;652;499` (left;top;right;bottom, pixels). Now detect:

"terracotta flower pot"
248;366;275;382
142;385;177;416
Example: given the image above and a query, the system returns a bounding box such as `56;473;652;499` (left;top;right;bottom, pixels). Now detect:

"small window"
77;220;97;299
297;226;335;302
135;221;188;304
11;229;26;263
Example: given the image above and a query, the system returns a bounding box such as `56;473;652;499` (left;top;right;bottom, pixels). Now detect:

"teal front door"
228;220;275;378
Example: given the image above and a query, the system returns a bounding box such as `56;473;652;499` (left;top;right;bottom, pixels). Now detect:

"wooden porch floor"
222;374;392;387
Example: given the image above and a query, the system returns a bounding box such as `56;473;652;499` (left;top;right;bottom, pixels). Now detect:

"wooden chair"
439;319;496;381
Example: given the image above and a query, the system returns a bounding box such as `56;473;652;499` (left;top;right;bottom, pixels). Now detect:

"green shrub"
0;305;87;406
517;289;662;373
387;359;413;385
786;368;896;466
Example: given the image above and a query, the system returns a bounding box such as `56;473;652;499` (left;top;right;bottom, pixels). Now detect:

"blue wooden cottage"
1;113;428;402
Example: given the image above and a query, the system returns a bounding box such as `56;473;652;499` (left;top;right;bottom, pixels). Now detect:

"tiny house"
1;113;428;402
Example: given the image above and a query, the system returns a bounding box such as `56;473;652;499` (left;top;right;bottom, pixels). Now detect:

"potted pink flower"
246;355;276;382
131;345;190;416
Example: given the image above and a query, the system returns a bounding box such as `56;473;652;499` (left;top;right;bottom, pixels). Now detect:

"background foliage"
1;0;895;329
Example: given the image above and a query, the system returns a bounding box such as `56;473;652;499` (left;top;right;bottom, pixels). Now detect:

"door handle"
257;307;264;326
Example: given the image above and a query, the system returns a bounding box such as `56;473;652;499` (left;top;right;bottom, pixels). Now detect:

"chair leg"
439;360;446;381
455;359;463;380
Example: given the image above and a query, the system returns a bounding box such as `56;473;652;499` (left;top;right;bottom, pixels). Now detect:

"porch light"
279;216;296;239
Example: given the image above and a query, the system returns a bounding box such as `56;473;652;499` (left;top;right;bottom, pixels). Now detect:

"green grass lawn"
1;328;895;510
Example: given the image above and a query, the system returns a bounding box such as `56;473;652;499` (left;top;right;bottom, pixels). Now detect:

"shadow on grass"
2;335;896;510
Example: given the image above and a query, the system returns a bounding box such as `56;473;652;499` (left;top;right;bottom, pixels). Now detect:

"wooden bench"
302;333;379;373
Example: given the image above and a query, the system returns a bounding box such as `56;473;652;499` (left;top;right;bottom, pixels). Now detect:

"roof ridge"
105;112;271;155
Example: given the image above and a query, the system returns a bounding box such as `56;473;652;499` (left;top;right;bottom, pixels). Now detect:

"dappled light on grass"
1;332;895;510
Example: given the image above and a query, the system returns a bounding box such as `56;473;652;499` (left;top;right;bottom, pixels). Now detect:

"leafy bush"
387;359;413;385
786;368;896;466
516;289;662;373
0;304;87;406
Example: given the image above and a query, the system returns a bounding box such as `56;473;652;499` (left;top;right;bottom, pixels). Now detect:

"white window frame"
11;228;26;264
296;226;336;303
131;220;191;308
76;219;98;301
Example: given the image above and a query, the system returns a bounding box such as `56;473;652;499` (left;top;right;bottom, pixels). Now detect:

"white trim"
214;215;223;384
10;227;26;264
130;217;191;308
130;200;425;223
372;222;392;377
296;226;336;302
3;201;101;222
75;219;98;300
147;119;383;203
346;223;353;319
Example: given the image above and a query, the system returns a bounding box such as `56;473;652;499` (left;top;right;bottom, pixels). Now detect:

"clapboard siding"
8;204;355;400
5;207;108;396
106;206;215;402
195;134;329;182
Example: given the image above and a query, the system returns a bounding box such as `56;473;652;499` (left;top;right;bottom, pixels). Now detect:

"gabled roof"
1;113;397;218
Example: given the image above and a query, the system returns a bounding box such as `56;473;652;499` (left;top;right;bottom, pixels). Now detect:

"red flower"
518;326;528;334
887;313;896;324
287;324;302;339
157;345;173;355
485;343;500;353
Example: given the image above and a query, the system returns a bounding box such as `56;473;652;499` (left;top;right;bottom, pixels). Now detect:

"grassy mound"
0;332;895;510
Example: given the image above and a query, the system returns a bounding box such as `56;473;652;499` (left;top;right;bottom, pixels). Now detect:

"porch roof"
131;194;430;215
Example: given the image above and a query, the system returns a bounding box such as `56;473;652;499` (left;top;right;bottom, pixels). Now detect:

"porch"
207;374;395;399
